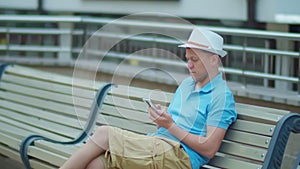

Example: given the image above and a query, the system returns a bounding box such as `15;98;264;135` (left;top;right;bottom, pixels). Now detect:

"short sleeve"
206;90;237;130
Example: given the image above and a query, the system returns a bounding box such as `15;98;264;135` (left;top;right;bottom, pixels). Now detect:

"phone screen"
143;98;159;112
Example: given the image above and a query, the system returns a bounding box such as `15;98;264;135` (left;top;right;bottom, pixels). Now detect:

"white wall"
0;0;248;21
0;0;37;10
256;0;300;24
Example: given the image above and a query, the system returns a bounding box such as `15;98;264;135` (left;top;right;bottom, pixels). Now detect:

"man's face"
185;48;214;83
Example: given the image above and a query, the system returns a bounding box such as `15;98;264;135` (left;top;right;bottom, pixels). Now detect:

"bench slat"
0;108;81;139
34;141;80;157
28;146;67;167
30;159;56;169
208;155;262;169
0;115;73;142
110;85;173;103
0;100;82;129
230;119;275;136
224;129;271;148
0;91;90;119
104;94;149;112
0;81;93;108
0;133;21;151
97;115;156;134
0;121;33;139
5;65;102;90
236;103;289;116
2;74;96;99
0;106;82;141
101;104;152;124
237;108;284;124
5;65;73;84
218;141;266;162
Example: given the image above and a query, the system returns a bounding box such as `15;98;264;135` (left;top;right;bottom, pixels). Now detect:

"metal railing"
0;15;299;104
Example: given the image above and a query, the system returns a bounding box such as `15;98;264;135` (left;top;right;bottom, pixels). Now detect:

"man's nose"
187;61;194;69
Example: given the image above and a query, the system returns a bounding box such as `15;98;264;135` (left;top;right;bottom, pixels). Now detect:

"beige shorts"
100;126;192;169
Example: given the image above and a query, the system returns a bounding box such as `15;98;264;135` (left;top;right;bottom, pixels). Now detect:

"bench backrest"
0;65;293;169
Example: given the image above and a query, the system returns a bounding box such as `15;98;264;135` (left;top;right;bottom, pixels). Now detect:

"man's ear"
211;54;220;65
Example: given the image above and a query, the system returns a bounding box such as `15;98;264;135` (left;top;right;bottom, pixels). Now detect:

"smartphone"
143;98;159;112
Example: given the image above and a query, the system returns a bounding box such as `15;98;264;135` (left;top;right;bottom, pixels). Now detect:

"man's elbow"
202;148;218;159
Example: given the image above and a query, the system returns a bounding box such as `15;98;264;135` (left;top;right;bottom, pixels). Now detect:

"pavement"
0;154;24;169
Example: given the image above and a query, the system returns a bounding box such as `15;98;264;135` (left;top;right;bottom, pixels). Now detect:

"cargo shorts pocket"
104;127;191;169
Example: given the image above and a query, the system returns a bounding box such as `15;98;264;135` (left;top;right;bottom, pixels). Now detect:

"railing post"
298;49;300;95
242;37;247;87
58;22;73;66
5;26;9;59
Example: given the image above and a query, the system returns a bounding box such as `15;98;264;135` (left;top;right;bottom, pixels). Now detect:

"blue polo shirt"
150;73;237;169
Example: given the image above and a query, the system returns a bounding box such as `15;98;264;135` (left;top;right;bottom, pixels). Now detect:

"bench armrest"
0;63;10;79
262;113;300;169
19;83;116;169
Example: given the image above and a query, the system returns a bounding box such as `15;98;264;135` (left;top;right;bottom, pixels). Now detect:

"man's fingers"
149;108;159;120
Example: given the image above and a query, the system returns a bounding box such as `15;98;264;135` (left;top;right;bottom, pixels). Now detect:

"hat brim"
179;44;227;57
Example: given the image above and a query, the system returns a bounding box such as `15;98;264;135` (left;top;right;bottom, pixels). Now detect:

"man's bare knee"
89;126;110;150
94;126;109;136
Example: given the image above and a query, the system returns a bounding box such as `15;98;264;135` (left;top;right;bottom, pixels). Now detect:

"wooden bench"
0;64;300;169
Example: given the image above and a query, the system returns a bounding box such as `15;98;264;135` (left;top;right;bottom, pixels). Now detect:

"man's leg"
86;157;105;169
60;126;109;169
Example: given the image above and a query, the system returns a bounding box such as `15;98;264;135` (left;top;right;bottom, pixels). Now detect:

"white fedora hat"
179;27;227;57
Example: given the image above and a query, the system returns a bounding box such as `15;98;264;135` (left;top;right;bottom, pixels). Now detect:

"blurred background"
0;0;299;111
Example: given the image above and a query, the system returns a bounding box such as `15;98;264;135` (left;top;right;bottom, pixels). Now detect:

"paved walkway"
0;154;24;169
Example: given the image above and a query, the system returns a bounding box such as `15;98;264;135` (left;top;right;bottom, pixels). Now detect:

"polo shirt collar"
192;73;223;93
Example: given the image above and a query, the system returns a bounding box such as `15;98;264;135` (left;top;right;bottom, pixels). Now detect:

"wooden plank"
0;81;93;109
236;103;289;116
5;65;73;84
97;115;156;134
30;159;57;169
224;130;271;148
218;141;267;162
101;104;152;124
4;65;102;90
230;119;275;136
237;108;284;125
1;74;96;99
28;146;67;167
0;121;33;139
208;155;262;169
0;116;72;142
0;133;21;151
0;108;81;139
110;85;173;103
104;95;149;112
236;103;285;123
0;100;83;129
34;141;81;157
0;91;90;119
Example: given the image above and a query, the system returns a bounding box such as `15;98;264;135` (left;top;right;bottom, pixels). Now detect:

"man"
60;27;237;169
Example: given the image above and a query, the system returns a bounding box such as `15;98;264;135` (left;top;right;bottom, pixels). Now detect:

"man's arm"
149;106;226;158
168;125;226;158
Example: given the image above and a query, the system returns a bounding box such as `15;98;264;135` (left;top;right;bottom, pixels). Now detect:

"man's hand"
148;104;174;129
